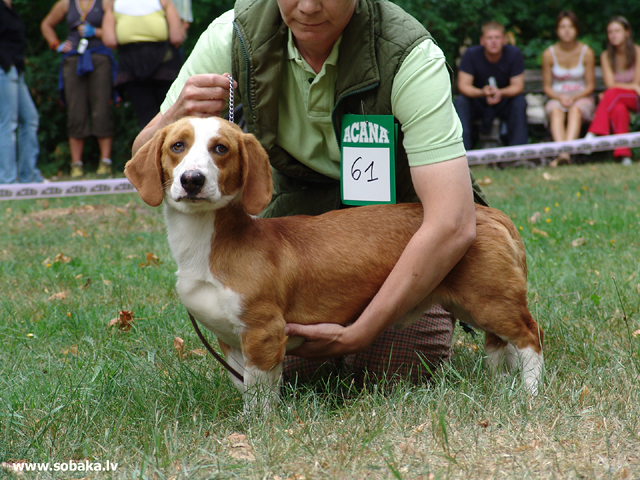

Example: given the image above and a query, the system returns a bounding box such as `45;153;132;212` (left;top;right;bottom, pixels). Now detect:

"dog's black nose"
181;170;206;195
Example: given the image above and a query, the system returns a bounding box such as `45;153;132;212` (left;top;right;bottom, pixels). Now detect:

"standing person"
101;0;184;130
41;0;116;178
0;0;44;184
542;11;596;167
454;21;529;151
170;0;192;37
585;16;640;166
132;0;488;385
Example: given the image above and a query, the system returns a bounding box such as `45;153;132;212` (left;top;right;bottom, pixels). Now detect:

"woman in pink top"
542;11;596;166
586;16;640;165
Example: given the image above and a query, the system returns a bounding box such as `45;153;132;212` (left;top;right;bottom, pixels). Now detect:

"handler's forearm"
498;83;524;98
347;216;476;350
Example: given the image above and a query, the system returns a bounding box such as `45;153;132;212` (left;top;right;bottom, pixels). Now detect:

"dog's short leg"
506;344;543;395
484;332;508;377
226;347;246;393
241;320;287;414
243;363;282;414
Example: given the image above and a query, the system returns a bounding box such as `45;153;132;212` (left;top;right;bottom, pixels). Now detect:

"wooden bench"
476;67;606;147
524;67;605;128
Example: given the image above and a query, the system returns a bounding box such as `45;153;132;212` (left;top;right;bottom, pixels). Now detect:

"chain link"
227;74;234;123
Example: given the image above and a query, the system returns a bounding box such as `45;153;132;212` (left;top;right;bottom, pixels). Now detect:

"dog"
125;116;544;409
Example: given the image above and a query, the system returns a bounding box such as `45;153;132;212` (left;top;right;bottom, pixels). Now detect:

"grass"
0;161;639;479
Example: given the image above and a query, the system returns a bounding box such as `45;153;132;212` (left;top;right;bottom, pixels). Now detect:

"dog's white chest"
165;208;246;348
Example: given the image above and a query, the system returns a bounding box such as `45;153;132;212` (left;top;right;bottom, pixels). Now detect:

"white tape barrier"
0;178;135;201
466;132;640;165
1;132;638;201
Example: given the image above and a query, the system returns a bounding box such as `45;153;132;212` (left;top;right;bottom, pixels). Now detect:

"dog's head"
125;117;273;215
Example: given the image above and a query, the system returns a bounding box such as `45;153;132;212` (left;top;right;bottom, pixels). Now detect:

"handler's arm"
285;156;477;359
132;74;235;154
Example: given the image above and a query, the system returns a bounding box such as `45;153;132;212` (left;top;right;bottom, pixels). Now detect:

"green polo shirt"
161;9;465;180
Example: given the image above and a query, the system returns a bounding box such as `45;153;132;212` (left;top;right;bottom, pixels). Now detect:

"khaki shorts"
63;54;114;138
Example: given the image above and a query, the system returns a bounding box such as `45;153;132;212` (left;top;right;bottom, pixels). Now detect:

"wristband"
51;40;60;51
82;24;96;38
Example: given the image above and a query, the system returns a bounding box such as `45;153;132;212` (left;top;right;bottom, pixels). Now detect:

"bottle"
77;38;89;54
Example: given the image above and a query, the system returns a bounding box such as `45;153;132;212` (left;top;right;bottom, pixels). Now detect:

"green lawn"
1;162;638;479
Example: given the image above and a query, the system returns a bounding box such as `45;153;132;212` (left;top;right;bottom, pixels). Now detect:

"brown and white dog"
125;117;544;409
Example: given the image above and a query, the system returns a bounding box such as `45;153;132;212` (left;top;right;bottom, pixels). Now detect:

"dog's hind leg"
484;332;508;377
482;305;544;395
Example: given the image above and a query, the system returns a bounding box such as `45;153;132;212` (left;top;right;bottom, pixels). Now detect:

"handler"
132;0;487;385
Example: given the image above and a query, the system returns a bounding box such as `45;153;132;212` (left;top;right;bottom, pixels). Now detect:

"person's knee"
454;94;472;113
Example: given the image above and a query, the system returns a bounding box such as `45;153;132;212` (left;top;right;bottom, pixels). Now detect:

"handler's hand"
167;73;237;120
285;323;369;360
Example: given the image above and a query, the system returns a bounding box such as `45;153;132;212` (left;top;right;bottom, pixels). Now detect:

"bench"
477;67;606;148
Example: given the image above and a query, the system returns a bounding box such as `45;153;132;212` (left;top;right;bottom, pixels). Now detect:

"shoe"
583;132;596;155
620;157;633;166
96;159;113;176
549;153;571;168
70;163;83;178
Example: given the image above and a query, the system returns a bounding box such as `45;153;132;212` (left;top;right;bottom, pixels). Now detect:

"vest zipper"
331;83;379;147
232;22;253;121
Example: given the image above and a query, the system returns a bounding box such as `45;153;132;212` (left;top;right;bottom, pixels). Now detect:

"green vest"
231;0;487;216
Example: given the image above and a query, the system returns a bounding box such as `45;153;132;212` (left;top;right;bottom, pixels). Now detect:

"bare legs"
549;106;583;166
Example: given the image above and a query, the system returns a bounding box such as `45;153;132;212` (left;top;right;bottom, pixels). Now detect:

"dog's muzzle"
180;170;206;197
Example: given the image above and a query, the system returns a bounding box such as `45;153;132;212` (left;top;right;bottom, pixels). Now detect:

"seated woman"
542;10;595;166
585;16;640;166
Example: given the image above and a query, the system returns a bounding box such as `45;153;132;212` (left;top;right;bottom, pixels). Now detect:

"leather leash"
187;311;244;383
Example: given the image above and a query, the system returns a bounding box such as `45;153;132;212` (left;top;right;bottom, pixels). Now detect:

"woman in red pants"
586;16;640;165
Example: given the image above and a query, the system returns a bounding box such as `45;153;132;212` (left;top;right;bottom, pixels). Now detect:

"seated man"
454;21;528;150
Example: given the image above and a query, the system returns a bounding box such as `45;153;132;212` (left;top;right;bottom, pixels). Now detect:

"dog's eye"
212;144;228;155
171;142;185;153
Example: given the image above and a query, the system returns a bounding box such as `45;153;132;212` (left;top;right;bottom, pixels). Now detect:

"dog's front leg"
242;363;283;414
240;322;288;414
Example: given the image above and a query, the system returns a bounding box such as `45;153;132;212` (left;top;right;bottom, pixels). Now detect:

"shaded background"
14;0;640;177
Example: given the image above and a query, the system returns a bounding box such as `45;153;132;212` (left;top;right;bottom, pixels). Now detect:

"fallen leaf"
48;291;67;301
108;310;134;331
579;386;589;402
174;337;184;357
412;422;428;433
61;345;78;356
79;278;92;290
73;228;89;238
531;228;549;237
632;328;640;337
477;175;492;186
571;237;586;247
478;420;489;429
225;432;256;462
54;252;71;264
528;211;541;224
139;252;161;268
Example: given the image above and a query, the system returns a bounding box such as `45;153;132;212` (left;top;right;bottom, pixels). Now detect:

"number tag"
341;114;396;205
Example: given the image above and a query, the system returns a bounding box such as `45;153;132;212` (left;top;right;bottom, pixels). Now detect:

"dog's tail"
493;210;528;278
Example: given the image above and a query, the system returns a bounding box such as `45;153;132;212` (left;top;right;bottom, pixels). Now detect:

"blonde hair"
481;21;505;36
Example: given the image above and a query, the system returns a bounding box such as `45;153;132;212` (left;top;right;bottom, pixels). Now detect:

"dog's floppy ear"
239;132;273;215
125;128;167;207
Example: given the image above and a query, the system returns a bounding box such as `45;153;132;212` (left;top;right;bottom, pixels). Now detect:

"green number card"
341;114;396;205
